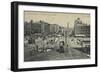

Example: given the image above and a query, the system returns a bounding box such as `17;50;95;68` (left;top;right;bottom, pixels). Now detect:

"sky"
24;11;90;28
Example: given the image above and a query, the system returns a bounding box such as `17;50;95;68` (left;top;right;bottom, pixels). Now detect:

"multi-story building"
39;20;50;35
31;22;42;34
50;24;60;34
24;20;66;36
72;18;90;49
24;21;31;36
74;18;90;37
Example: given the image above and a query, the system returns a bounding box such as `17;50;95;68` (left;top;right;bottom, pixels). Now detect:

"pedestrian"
59;41;65;53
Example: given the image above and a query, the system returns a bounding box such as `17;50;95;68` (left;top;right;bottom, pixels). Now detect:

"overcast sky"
24;11;90;28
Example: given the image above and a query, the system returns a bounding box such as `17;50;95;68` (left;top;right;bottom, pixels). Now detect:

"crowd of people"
24;34;67;56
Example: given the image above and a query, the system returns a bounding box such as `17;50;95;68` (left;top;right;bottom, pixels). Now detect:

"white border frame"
18;5;96;68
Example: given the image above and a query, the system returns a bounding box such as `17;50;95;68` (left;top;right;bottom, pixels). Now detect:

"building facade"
74;18;90;37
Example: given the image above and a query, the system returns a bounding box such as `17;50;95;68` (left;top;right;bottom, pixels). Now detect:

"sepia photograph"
24;11;91;62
